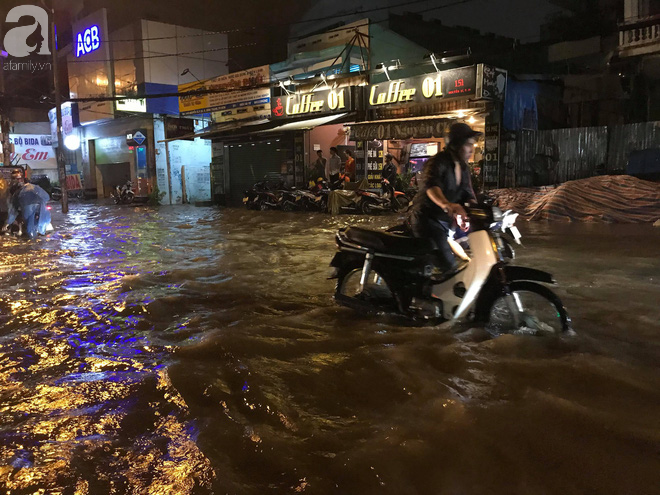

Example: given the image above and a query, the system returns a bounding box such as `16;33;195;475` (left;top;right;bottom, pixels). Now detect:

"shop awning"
347;112;484;141
157;118;271;143
260;113;349;133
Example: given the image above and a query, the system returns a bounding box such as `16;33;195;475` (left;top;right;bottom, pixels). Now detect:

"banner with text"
179;65;271;121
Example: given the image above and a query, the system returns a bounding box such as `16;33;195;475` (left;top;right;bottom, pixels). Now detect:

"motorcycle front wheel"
486;281;572;335
124;192;135;204
360;199;378;215
335;263;398;313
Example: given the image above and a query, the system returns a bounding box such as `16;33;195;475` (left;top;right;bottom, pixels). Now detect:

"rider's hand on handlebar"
447;203;470;231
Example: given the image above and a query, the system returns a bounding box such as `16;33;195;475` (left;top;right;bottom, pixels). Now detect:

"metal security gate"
227;139;288;206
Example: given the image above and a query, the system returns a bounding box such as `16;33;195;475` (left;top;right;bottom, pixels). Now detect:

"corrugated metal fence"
502;122;660;187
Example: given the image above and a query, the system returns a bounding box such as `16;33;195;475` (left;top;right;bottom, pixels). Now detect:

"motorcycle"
243;181;277;210
112;180;135;204
50;186;83;201
329;205;572;334
358;179;411;214
277;185;304;212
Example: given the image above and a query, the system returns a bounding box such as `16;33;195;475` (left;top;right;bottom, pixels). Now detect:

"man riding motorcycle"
407;123;481;272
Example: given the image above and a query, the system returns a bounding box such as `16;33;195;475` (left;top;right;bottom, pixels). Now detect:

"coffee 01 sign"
367;66;477;109
271;87;352;119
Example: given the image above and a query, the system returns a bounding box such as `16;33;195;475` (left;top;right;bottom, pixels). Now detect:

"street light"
181;68;203;84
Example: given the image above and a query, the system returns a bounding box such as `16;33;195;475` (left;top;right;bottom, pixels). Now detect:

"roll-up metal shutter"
227;141;286;206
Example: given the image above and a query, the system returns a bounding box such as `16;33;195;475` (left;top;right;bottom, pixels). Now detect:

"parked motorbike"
243;181;272;210
50;186;84;201
277;185;304;212
112;180;135;204
352;179;410;214
302;179;331;212
329;205;572;334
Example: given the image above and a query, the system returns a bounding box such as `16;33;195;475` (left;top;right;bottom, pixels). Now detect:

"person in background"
407;123;481;272
382;153;399;185
326;147;342;184
309;150;326;183
343;149;356;182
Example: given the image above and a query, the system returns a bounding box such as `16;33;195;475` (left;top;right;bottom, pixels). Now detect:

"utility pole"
49;2;68;213
0;31;12;168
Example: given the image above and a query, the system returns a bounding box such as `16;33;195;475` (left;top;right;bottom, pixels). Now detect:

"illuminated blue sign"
75;25;100;57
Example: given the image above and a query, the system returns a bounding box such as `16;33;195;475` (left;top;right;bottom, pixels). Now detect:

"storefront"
347;64;507;190
269;84;360;187
77;115;155;199
204;83;361;206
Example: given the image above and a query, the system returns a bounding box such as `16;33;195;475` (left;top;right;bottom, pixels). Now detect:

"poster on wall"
3;135;57;170
294;134;304;187
483;122;500;186
366;140;384;189
353;141;366;179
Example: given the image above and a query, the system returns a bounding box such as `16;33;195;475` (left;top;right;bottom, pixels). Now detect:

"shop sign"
483;122;500;185
96;136;132;164
477;65;507;101
165;118;195;140
270;87;351;119
48;102;80;146
179;65;271;120
116;97;147;113
75;25;101;57
367;66;476;110
366;140;383;189
2;134;57;169
350;119;451;141
126;129;147;146
66;174;83;190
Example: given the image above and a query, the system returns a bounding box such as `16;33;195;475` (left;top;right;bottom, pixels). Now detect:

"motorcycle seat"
344;227;435;256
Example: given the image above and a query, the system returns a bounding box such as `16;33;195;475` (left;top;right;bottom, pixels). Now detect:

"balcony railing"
619;24;660;49
619;14;660;52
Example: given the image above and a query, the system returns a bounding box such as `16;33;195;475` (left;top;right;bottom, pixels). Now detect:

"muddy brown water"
0;204;658;494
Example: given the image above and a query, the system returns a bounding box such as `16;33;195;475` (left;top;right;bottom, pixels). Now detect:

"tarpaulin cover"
490;175;660;223
504;79;539;131
328;178;369;215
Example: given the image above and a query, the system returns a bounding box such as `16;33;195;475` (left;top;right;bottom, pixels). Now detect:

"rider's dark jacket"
409;150;476;224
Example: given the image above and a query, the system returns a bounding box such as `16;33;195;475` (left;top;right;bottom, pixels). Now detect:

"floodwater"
0;204;659;494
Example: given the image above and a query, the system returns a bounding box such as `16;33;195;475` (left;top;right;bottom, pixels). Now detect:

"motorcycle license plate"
509;226;521;241
243;197;248;203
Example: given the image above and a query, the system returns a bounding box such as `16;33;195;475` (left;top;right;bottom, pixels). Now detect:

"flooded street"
0;203;659;494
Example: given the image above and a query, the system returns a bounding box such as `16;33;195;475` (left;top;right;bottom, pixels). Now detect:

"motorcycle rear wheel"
486;281;572;335
395;196;410;211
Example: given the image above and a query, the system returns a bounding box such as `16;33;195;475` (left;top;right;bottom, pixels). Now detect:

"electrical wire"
65;0;480;62
85;0;448;42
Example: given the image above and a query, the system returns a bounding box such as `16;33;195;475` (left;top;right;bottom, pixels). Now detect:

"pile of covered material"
490;175;660;223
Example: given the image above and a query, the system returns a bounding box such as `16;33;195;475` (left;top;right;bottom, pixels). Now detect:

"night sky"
292;0;565;42
1;0;563;112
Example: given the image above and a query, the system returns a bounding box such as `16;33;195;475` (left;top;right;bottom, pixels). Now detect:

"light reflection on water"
0;203;659;494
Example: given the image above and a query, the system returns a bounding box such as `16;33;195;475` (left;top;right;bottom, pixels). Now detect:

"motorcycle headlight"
492;206;503;222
